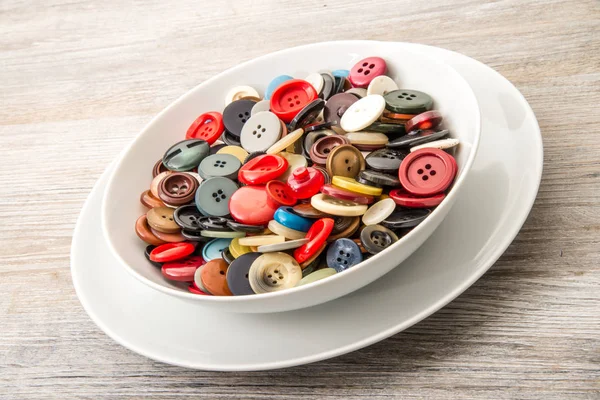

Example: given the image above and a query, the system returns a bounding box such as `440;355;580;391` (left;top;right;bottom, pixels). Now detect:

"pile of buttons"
135;56;459;296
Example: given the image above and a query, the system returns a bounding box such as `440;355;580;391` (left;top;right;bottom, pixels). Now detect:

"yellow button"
216;145;249;163
229;237;251;258
331;176;383;196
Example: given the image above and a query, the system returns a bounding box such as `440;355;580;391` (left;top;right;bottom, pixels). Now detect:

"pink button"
349;57;387;88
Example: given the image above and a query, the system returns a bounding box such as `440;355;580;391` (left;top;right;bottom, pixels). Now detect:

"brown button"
135;215;167;246
382;110;417;121
146;207;180;233
150;171;172;198
353;238;368;253
291;203;329;219
153;158;169;178
140;190;165;209
327;216;360;242
201;259;232;296
326;144;365;179
158;172;198;206
150;228;185;243
309;135;349;165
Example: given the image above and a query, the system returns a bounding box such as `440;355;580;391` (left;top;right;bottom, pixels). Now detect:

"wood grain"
1;0;599;398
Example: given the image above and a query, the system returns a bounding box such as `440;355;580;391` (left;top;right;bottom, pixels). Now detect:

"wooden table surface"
1;0;599;398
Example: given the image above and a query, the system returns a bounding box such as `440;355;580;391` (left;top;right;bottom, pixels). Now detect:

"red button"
238;154;288;185
229;185;279;225
293;218;334;264
389;188;446;208
270;79;318;123
266;180;297;207
405;111;443;133
185;111;224;144
320;184;374;205
349;57;387;88
398;148;457;196
150;242;195;263
188;282;209;295
287;167;325;199
161;255;205;282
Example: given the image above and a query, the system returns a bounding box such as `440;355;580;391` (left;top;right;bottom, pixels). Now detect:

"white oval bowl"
101;40;481;313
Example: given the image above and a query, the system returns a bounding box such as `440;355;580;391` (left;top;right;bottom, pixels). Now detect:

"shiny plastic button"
186;111;224;144
229;185;278;226
269;79;318;123
340;94;386;133
163;139;210;172
410;138;459;152
405;110;443;133
150;242;195;263
249;252;302;293
331;176;383;196
360;224;399;254
238;154;288;185
320;184;374;205
293;218;334;264
288;99;325;131
223;99;256;137
240;111;282;153
326;238;363;272
311;193;368;216
227;252;262;295
399;148;457;196
349;57;387;88
195;177;238;217
162;255;205;282
326;144;365;179
389;188;445;208
359;170;400;187
265;75;293;100
362;198;396;226
274;206;313;232
147;207;180;233
225;86;260;106
287;167;325;199
198;154;241;180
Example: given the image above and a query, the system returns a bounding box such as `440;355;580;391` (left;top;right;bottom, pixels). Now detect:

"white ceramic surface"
71;43;542;371
101;41;481;313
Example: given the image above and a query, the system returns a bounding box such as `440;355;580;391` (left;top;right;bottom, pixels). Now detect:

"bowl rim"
101;39;482;304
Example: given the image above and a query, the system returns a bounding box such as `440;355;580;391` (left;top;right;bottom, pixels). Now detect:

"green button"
163;139;210;172
383;90;433;114
195;177;238;217
296;268;336;287
198;153;241;180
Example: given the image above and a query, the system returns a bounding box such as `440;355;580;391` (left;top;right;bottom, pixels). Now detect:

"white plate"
70;43;542;371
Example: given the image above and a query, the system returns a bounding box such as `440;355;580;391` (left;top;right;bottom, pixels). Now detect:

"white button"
240;111;282;153
340;95;385;132
225;85;260;106
367;76;398;96
362;198;396;226
267;220;306;240
238;235;286;246
305;72;324;95
311;194;368;216
266;128;304;155
345;132;389;145
410;138;460;152
257;238;309;253
249;252;302;293
251;99;270;115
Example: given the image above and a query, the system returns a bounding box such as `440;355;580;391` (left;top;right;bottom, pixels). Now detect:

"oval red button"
389;188;446;208
270;79;318;123
185;111;224;144
266;180;297;207
150;242;195;263
398;148;457;196
293;218;334;264
229;185;279;225
161;255;205;281
238;154;288;185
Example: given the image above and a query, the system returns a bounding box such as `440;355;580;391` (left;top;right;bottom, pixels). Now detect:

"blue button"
332;69;349;78
202;238;233;261
326;238;363;272
265;75;293;100
274;206;313;232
